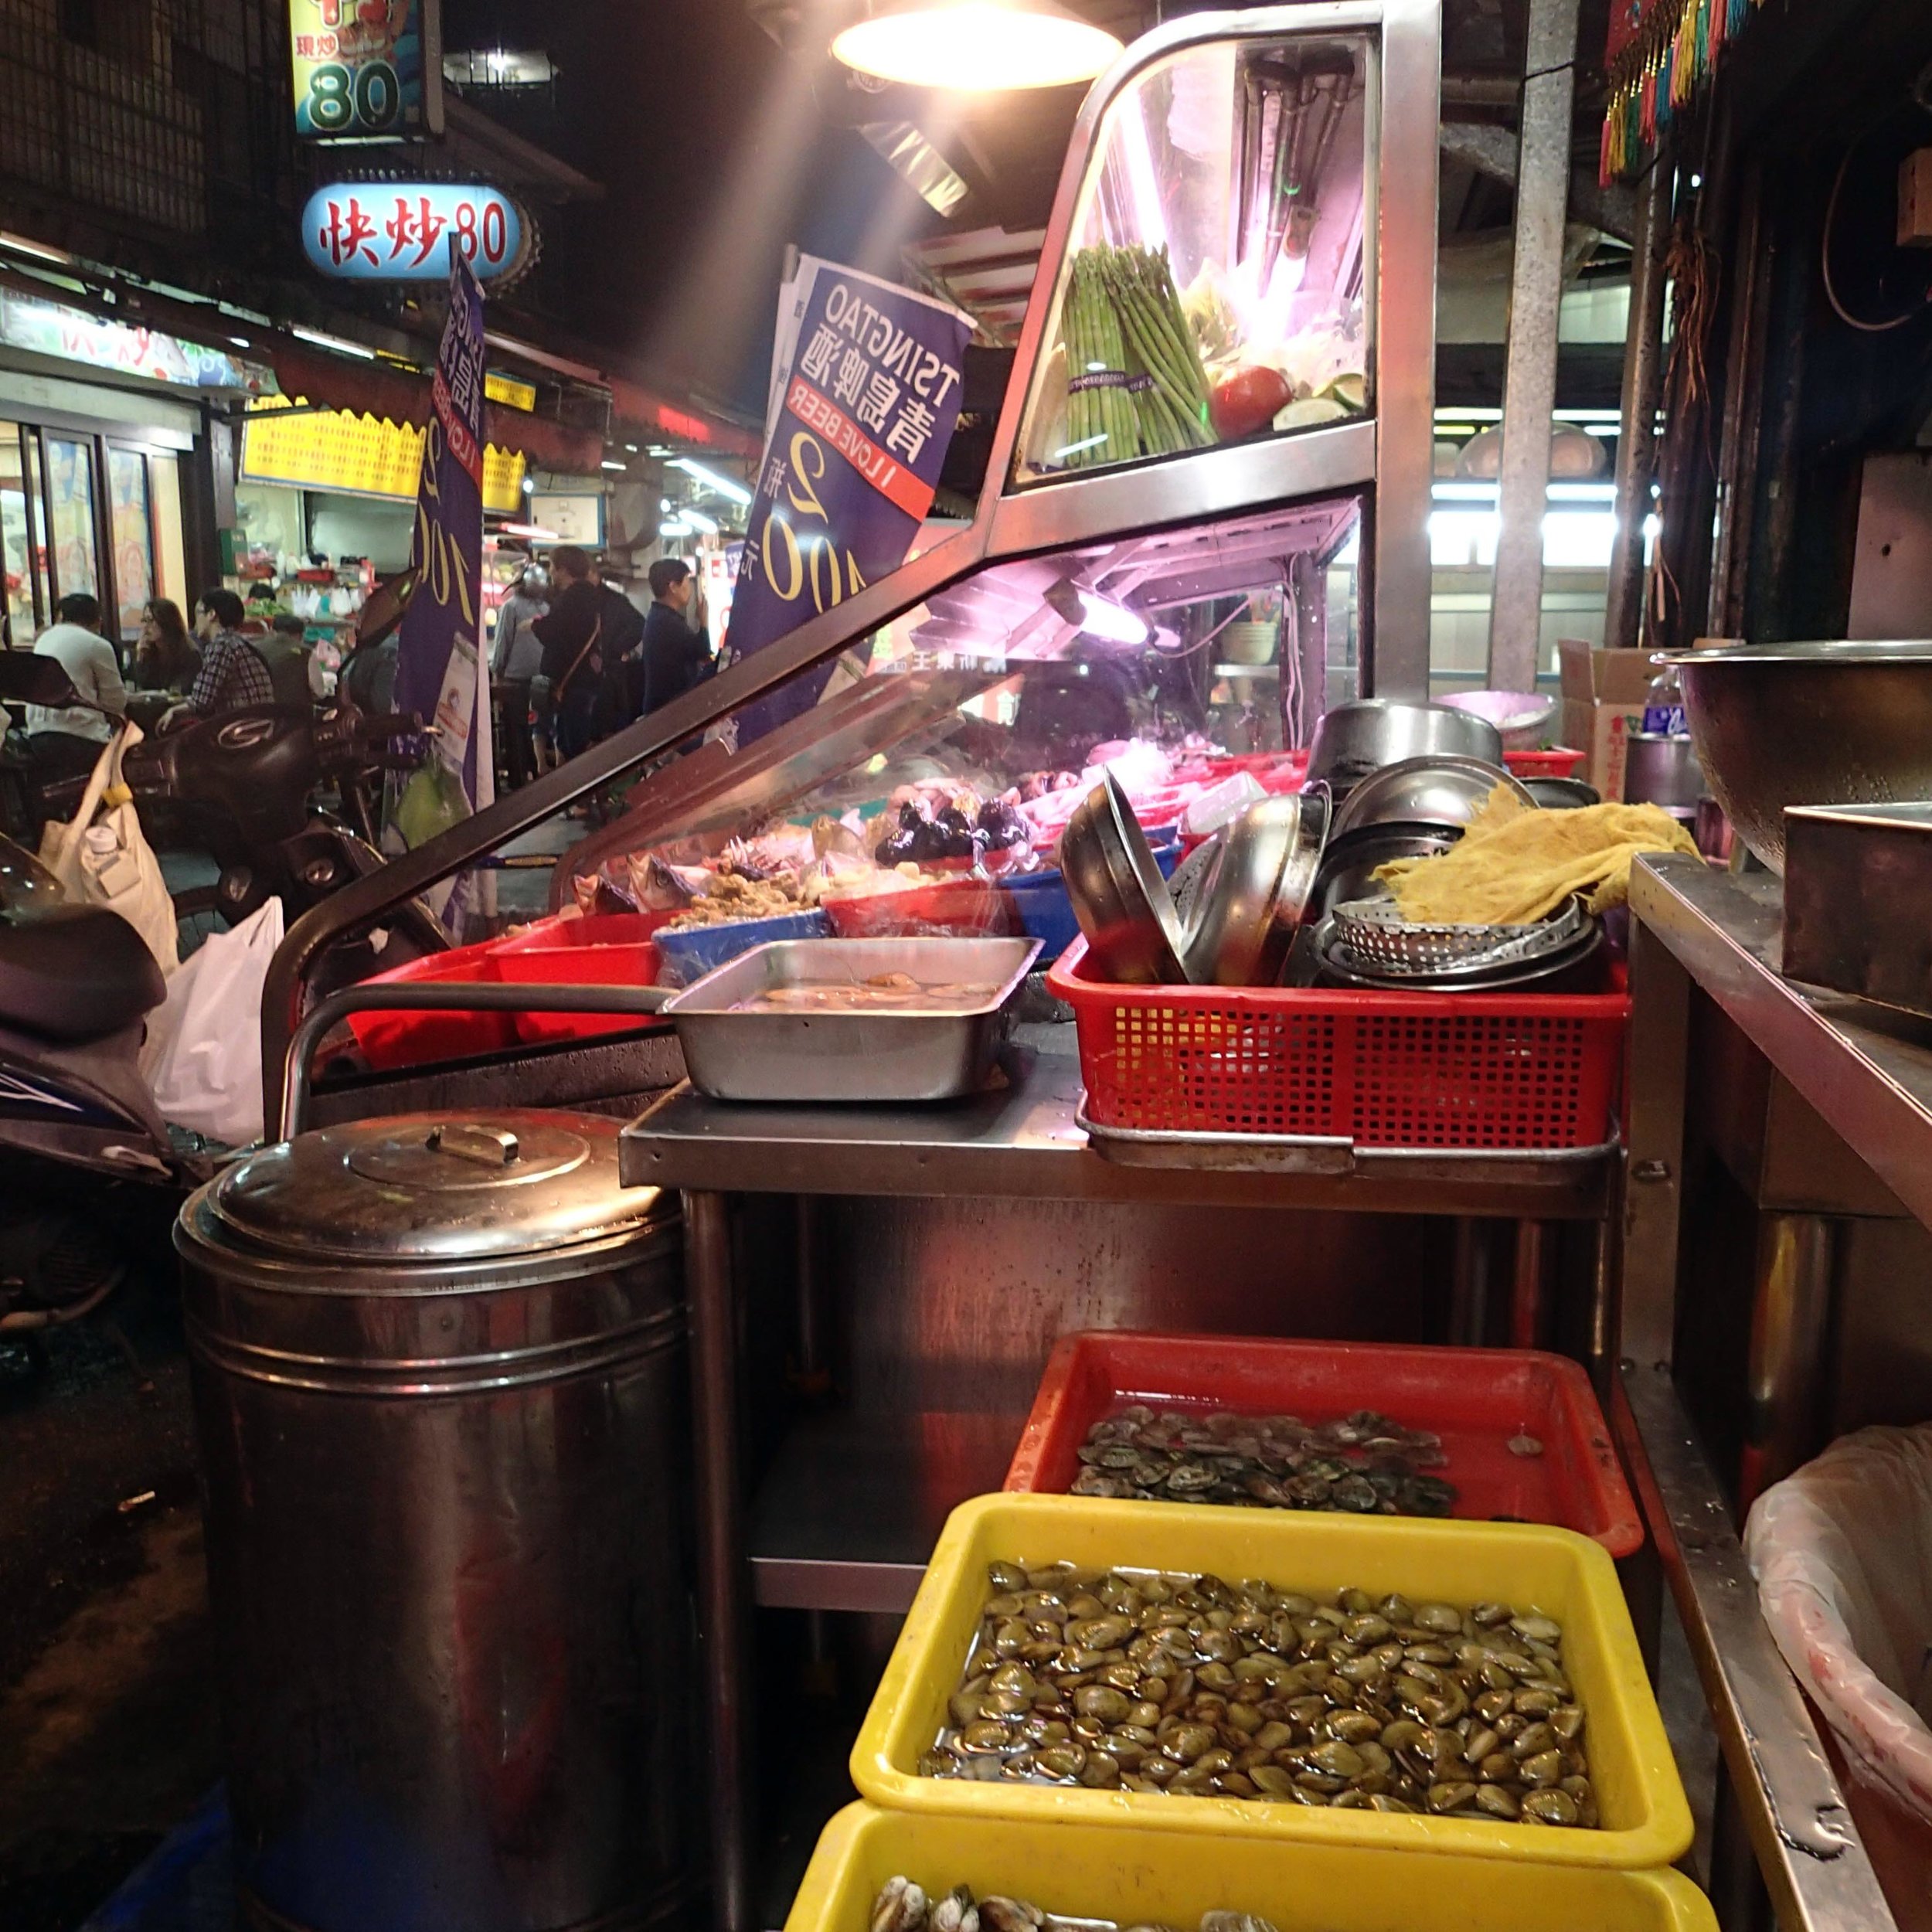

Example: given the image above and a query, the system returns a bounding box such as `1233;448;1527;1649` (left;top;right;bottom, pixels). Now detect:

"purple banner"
726;260;971;743
394;244;492;809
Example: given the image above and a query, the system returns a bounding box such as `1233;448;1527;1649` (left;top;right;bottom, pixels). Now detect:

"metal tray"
663;937;1043;1103
1782;801;1932;1015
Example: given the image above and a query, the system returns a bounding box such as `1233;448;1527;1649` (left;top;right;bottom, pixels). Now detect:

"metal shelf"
1631;855;1932;1227
747;1408;1026;1614
1615;1362;1896;1932
619;1034;1617;1219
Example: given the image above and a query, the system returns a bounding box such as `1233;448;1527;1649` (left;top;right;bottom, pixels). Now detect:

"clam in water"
870;1876;1279;1932
1068;1406;1456;1518
920;1563;1595;1829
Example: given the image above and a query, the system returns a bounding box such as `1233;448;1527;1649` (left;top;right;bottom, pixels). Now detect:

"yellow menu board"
242;399;525;513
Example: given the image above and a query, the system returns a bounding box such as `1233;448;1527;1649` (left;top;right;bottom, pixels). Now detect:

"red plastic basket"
348;938;518;1070
494;912;673;1044
1503;747;1587;777
1004;1331;1641;1556
1047;936;1628;1150
822;877;1024;939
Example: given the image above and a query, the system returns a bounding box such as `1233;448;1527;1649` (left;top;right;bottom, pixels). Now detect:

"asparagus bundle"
1061;249;1138;467
1059;244;1216;467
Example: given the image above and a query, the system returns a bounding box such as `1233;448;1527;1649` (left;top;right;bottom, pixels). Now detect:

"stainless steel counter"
617;1028;1617;1217
1624;855;1906;1932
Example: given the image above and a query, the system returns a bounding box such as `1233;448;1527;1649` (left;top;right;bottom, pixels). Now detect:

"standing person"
639;560;715;716
492;566;547;788
532;547;605;763
594;564;645;732
174;589;274;723
24;592;127;777
130;598;200;693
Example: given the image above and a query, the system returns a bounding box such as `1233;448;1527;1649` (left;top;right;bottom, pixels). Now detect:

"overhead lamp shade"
832;2;1123;93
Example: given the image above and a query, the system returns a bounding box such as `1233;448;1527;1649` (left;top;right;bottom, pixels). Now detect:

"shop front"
0;283;243;648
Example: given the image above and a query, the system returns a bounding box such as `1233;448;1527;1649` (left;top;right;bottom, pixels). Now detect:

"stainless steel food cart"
252;10;1913;1932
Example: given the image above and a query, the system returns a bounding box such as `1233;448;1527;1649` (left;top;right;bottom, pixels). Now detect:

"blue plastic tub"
654;909;833;987
1005;842;1180;964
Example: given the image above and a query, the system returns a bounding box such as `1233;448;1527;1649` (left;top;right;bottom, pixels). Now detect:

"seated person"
25;591;126;779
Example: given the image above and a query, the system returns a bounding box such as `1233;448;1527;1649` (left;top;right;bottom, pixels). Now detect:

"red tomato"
1209;365;1293;440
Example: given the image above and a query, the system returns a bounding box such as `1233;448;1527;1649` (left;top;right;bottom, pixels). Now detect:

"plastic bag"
38;725;179;975
1743;1424;1932;1820
139;896;284;1145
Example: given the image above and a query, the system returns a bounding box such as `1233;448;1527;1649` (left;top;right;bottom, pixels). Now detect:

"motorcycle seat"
0;905;166;1041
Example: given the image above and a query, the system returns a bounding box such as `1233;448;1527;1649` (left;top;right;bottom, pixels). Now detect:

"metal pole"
1604;159;1672;653
1368;0;1444;699
685;1190;753;1932
1485;0;1580;692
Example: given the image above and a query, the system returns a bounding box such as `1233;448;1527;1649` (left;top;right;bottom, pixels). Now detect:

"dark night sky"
444;0;936;411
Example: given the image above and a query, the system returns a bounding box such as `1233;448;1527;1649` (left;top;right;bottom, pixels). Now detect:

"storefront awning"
263;336;607;472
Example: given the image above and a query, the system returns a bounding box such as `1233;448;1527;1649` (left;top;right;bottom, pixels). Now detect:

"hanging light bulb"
832;2;1121;93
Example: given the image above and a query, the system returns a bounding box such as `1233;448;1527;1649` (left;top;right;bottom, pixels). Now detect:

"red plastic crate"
823;877;1024;939
348;938;518;1070
1504;747;1587;777
1047;936;1627;1150
493;912;673;1044
1005;1330;1641;1556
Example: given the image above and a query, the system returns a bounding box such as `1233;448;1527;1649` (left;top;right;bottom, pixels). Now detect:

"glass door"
0;421;48;646
107;445;156;645
43;434;102;612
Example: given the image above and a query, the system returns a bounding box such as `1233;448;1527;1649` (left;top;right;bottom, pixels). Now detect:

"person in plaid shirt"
183;588;275;719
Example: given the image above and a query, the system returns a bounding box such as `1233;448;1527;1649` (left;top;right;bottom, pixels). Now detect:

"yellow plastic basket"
789;1804;1719;1932
850;1494;1691;1870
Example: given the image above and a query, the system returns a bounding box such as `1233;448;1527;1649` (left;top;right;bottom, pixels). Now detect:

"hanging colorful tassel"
1601;0;1770;182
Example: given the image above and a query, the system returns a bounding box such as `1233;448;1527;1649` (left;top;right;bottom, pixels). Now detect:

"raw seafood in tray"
923;1560;1596;1830
1067;1404;1457;1517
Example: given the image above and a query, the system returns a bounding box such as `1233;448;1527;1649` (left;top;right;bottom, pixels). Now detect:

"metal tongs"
1235;49;1363;282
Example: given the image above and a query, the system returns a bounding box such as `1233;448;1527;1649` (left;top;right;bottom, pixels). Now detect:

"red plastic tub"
493;912;673;1044
822;877;1024;940
1005;1330;1641;1556
347;938;518;1070
1048;935;1628;1151
1505;747;1587;778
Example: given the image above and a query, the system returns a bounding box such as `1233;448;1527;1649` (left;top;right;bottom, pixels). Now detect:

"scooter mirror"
0;652;84;711
0;833;70;917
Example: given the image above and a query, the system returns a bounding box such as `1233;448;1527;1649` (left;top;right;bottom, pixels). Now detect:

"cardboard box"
1559;641;1653;801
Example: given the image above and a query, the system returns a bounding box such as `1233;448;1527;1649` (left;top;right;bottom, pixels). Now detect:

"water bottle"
1642;662;1686;737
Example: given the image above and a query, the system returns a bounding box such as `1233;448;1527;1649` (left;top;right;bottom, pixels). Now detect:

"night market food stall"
196;9;1932;1932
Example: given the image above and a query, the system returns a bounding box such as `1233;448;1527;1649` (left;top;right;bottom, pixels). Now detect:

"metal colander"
1327;895;1588;978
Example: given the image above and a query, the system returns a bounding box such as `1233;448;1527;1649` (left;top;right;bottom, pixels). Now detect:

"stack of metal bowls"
1060;773;1330;988
1060;720;1596;995
1312;894;1604;992
1313;753;1532;921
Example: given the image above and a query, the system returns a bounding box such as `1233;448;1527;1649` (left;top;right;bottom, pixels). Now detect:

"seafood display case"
262;0;1446;1083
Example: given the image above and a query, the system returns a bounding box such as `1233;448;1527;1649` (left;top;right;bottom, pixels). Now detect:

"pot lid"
205;1111;665;1264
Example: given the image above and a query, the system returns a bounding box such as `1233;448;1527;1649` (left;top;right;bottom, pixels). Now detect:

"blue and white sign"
301;183;528;282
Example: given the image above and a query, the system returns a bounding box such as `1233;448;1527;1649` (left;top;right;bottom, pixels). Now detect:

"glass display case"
554;494;1363;920
1015;32;1374;485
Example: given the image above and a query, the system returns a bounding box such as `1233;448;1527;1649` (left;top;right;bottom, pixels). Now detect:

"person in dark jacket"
532;546;605;761
639;559;714;717
594;566;646;731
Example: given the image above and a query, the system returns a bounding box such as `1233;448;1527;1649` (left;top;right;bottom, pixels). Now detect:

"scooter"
0;653;448;969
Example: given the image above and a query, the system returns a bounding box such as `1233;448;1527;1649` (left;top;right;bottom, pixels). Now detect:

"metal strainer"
1327;895;1587;977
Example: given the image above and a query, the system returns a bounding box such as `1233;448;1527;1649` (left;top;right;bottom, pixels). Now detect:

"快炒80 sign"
301;185;530;284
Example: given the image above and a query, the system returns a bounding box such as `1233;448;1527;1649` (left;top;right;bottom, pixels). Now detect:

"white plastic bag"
139;896;284;1145
1743;1423;1932;1821
38;724;179;975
